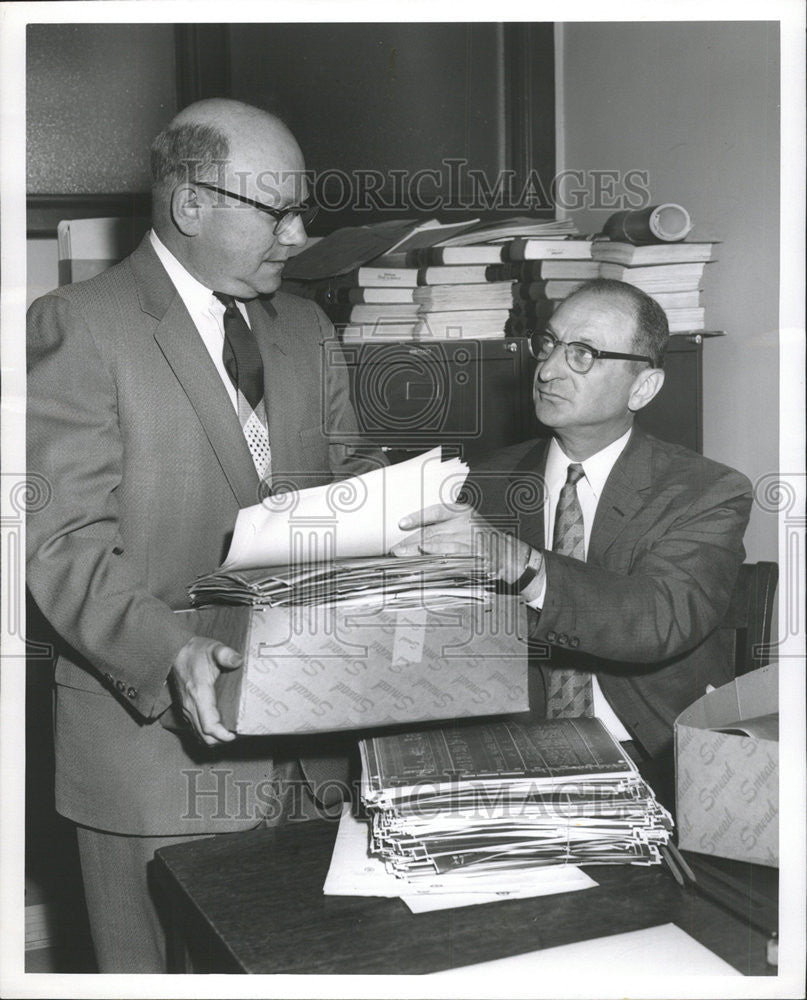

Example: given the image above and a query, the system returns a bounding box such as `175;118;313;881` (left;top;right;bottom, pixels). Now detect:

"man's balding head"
149;99;309;297
562;278;670;369
150;99;305;210
532;278;667;459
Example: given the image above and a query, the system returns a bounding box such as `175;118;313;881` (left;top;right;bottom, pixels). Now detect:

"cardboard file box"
675;663;778;867
183;595;528;735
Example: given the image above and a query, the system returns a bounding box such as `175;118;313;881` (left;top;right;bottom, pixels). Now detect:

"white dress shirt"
149;229;251;413
532;428;634;741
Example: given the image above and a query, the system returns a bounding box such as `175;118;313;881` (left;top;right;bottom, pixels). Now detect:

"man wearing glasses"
395;279;752;788
27;99;383;971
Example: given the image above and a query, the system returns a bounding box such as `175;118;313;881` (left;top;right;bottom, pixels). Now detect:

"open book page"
222;447;468;571
283;218;480;279
282;219;418;280
384;218;480;254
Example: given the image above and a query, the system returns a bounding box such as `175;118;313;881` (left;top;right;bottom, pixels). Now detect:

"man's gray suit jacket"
27;236;384;835
465;427;753;760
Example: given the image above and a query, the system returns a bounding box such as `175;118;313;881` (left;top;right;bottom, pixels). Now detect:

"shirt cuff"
525;577;546;609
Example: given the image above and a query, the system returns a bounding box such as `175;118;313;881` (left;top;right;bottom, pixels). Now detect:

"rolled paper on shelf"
602;204;692;245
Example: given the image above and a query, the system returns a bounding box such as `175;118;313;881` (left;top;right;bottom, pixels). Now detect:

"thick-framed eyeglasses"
528;330;653;374
195;181;319;235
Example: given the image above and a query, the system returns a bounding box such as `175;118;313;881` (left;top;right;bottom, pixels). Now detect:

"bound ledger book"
359;718;673;881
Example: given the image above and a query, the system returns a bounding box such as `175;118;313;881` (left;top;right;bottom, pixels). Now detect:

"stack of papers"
359;718;673;882
221;447;468;571
189;554;492;610
324;806;596;913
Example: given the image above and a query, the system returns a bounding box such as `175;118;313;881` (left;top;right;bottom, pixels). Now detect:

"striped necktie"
545;462;594;718
213;293;271;483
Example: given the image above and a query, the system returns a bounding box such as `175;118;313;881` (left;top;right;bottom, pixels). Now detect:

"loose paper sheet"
323;806;595;913
223;447;467;570
424;923;741;978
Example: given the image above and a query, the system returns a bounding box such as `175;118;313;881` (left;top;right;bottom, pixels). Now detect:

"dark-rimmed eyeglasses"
195;181;319;236
528;330;653;374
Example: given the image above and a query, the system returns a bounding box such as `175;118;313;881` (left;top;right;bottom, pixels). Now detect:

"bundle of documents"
188;447;482;611
219;447;468;571
359;718;673;884
323;804;596;913
189;554;492;610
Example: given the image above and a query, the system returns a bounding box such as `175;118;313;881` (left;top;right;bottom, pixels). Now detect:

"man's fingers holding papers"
397;502;472;531
391;533;477;559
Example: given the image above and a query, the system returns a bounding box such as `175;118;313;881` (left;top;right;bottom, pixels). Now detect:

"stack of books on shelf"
359;717;674;885
590;240;718;332
284;217;582;343
502;238;600;335
284;216;717;339
287;261;525;342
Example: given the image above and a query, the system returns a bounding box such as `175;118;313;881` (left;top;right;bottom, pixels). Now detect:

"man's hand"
169;636;242;746
391;502;531;586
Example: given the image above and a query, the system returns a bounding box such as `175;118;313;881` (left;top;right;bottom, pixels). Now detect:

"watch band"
500;548;543;595
509;563;539;595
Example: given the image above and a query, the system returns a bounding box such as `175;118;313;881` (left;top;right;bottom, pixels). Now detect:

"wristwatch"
502;547;544;595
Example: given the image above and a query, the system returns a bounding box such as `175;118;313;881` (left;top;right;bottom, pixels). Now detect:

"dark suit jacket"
466;427;752;760
27;235;384;835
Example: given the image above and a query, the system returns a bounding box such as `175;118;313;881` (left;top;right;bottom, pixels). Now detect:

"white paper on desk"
223;447;468;571
323;807;596;913
424;923;742;978
399;873;595;914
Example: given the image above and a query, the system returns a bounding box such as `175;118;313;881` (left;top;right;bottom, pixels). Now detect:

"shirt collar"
546;426;633;499
149;229;219;315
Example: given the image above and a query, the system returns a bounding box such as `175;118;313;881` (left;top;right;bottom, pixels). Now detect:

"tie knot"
213;292;238;312
566;463;585;487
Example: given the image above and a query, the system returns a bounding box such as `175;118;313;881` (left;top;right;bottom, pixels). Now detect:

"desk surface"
154;818;776;976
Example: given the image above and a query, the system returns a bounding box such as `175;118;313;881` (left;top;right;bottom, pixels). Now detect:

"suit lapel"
131;237;260;508
512;439;549;550
588;426;653;562
246;297;297;476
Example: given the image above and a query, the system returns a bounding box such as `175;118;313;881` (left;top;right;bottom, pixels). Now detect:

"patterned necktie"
545;462;594;718
213;293;271;482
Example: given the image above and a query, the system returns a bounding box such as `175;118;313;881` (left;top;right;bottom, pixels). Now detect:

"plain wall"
26;24;177;306
557;21;780;562
27;23;176;193
26;238;58;307
229;23;507;183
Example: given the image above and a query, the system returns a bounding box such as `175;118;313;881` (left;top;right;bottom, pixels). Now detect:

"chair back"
720;561;778;676
57;216;149;285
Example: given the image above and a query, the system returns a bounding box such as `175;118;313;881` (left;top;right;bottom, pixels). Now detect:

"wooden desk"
154;818;777;975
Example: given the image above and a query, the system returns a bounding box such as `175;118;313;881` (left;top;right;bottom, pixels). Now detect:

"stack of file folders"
189;554;492;611
359;717;673;883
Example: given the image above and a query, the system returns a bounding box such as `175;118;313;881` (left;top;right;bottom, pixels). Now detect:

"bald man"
27;100;384;971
